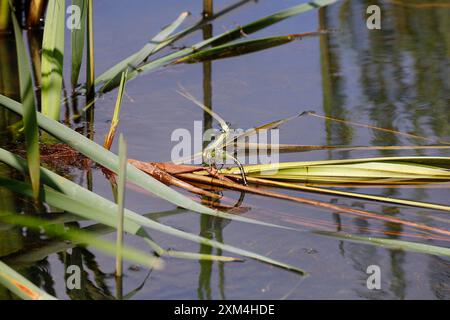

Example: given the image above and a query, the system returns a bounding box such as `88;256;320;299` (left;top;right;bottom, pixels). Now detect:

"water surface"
0;0;449;299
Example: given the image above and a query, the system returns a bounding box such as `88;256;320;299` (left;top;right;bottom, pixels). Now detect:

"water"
0;0;449;299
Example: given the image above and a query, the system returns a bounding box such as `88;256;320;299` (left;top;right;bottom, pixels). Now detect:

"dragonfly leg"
234;159;248;186
226;153;248;186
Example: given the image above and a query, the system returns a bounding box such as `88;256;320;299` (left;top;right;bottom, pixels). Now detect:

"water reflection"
197;2;228;300
62;246;114;300
322;0;449;147
321;0;449;299
198;215;228;300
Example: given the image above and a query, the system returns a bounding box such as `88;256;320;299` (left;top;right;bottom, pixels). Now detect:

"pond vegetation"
0;0;449;299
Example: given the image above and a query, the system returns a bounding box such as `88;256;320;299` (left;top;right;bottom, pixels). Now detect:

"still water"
0;0;449;299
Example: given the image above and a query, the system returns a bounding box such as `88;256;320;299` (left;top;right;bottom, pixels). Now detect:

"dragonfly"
175;86;307;185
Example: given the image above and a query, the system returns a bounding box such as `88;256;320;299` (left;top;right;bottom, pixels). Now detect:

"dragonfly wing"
224;111;308;147
177;85;230;132
172;151;203;165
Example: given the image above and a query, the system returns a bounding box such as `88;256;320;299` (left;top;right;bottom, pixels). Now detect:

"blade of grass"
119;0;338;92
41;0;65;120
208;0;337;47
0;214;163;270
0;176;305;274
0;260;57;300
247;163;450;182
0;94;292;230
2;223;113;266
115;134;127;277
315;231;450;257
0;147;305;274
10;7;40;199
0;174;142;235
234;175;450;212
95;0;256;94
222;157;450;179
104;71;127;150
71;0;87;88
164;250;242;262
173;31;329;64
4;210;241;266
95;11;189;92
90;0;336;96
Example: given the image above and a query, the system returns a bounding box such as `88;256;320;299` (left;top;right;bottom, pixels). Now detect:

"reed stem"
203;0;213;18
115;134;127;278
86;0;95;101
0;0;10;31
27;0;47;29
202;0;213;151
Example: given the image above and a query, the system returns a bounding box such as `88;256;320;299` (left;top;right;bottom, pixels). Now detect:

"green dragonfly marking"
176;86;307;185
